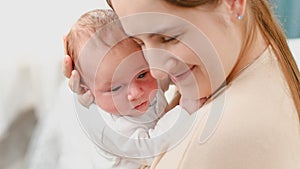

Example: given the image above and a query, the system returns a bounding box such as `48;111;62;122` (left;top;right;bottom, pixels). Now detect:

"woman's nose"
143;48;178;79
150;69;168;80
128;82;144;101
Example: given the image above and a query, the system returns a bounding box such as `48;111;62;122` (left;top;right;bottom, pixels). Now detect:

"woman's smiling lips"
171;65;196;82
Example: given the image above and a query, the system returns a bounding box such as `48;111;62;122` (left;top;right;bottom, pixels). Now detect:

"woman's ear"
224;0;247;19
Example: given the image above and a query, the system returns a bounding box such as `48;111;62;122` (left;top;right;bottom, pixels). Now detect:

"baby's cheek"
144;78;159;100
147;78;158;89
95;94;120;115
104;94;135;115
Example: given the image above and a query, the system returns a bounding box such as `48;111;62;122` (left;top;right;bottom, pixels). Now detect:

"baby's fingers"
179;97;201;114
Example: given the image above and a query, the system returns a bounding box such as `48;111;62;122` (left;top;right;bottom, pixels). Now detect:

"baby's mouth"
134;101;149;112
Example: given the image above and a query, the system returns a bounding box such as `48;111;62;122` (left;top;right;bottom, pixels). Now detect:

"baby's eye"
137;72;147;79
111;85;122;92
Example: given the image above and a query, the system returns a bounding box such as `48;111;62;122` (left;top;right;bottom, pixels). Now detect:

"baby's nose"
128;82;144;101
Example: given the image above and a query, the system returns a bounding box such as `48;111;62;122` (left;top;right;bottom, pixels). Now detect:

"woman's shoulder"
226;46;293;109
221;45;298;135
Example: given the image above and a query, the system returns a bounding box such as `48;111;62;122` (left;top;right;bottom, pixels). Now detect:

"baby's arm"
93;145;143;169
99;106;190;163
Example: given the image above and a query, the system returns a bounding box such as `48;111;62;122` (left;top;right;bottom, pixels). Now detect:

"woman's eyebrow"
144;29;169;38
126;24;184;37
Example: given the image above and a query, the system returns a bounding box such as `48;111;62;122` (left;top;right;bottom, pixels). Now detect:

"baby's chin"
98;102;150;117
119;106;150;117
121;109;147;117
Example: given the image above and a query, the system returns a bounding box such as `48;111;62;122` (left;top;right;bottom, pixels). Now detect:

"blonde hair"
107;0;300;119
247;0;300;120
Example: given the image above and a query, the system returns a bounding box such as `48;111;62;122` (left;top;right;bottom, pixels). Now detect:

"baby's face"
93;40;158;116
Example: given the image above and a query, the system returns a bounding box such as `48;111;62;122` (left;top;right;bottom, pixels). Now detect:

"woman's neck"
231;29;268;80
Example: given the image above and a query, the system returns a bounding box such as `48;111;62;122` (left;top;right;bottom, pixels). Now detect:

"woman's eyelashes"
161;34;180;43
130;34;180;47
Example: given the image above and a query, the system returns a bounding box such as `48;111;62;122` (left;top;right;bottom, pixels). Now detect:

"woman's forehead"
120;14;188;38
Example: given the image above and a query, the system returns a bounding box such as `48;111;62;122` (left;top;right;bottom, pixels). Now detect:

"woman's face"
110;0;243;100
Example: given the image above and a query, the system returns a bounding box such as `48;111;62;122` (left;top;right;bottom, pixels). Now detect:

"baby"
65;9;180;168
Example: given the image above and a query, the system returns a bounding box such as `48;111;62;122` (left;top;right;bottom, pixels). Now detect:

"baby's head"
65;9;119;69
65;9;158;116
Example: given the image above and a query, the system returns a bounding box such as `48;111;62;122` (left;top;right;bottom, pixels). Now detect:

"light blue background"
273;0;300;38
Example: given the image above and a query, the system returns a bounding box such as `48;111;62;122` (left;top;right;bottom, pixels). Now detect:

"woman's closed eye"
161;34;180;43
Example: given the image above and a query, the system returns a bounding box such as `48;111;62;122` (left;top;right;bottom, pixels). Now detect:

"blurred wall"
0;1;109;169
0;0;109;135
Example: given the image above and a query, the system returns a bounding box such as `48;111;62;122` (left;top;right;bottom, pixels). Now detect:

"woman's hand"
62;55;94;108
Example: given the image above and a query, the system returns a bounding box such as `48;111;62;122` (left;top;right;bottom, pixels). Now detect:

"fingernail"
87;90;92;97
71;70;75;76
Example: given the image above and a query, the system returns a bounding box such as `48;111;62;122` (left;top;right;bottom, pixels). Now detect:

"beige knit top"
151;46;300;169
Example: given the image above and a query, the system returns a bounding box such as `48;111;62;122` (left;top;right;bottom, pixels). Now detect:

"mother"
63;0;300;168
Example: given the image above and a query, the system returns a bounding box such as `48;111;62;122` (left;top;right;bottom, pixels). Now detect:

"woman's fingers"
69;70;81;93
78;90;95;108
69;70;95;108
62;36;95;108
62;55;73;78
